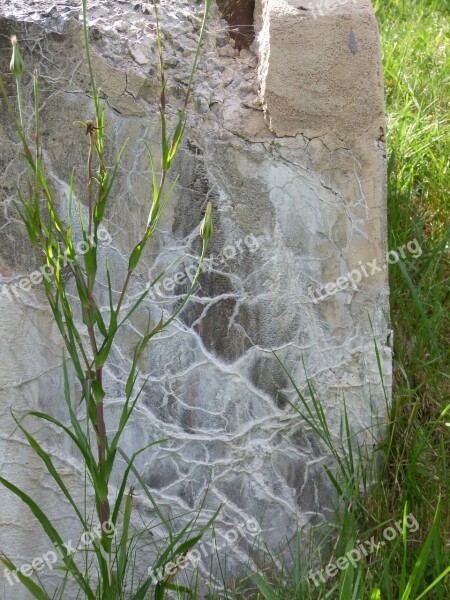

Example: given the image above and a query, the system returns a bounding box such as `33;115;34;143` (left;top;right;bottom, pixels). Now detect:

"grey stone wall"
0;1;391;596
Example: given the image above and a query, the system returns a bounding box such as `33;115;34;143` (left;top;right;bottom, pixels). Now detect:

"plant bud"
200;201;213;242
10;35;24;78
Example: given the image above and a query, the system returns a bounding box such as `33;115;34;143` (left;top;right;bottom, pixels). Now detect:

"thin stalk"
0;74;33;163
183;0;213;109
33;71;39;195
81;112;111;564
16;76;25;132
88;127;95;239
161;241;208;330
81;0;99;117
116;271;132;315
152;0;166;113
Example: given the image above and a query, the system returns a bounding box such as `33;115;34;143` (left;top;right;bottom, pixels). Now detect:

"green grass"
368;0;450;593
372;0;450;547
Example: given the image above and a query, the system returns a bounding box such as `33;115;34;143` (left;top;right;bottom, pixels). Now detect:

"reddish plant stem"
95;365;109;530
85;124;110;534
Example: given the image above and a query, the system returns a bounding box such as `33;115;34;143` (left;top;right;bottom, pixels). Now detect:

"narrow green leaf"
11;412;87;528
94;140;128;224
95;312;118;368
168;111;186;165
117;487;134;585
128;243;144;272
0;477;95;600
91;380;105;404
0;554;51;600
160;107;169;171
160;581;192;595
400;498;443;600
253;574;279;600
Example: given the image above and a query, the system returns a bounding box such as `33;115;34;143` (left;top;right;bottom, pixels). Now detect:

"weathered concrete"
0;0;390;595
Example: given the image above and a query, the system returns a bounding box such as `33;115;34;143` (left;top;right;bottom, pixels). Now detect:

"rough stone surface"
0;0;391;596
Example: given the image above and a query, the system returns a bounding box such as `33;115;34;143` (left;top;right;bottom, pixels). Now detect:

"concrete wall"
0;1;390;596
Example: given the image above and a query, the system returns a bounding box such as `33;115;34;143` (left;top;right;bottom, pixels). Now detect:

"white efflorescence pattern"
0;0;390;595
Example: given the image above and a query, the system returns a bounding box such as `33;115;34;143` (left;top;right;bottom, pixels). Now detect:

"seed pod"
10;35;24;78
200;201;213;242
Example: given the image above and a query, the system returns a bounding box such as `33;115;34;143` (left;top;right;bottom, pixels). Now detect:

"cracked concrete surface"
0;0;391;595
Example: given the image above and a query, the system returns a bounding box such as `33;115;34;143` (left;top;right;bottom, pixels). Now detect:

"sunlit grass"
373;0;450;545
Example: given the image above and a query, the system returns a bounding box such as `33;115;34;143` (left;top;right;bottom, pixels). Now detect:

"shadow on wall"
217;0;255;51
